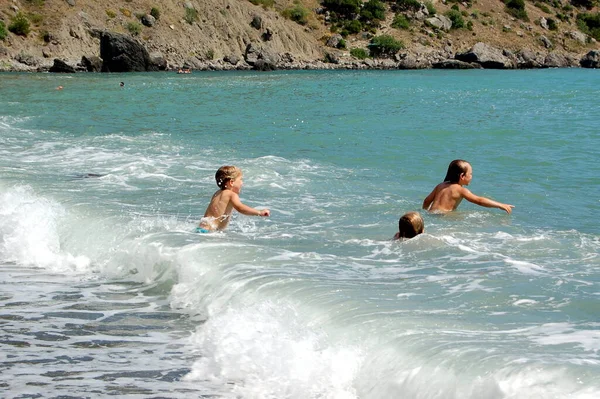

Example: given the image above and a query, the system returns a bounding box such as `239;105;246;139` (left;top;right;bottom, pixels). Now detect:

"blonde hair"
215;165;242;190
398;212;424;239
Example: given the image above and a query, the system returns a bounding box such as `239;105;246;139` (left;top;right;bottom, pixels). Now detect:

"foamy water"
1;70;599;398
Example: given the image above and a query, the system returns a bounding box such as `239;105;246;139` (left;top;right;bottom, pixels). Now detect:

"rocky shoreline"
2;0;600;73
5;31;600;73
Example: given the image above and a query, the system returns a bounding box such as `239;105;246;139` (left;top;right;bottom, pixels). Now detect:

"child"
423;159;514;214
393;211;424;240
197;165;270;232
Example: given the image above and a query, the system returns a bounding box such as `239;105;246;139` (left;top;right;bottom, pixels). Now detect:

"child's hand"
259;209;270;217
502;204;515;214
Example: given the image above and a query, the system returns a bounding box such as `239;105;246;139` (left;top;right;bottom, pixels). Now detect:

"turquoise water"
1;70;599;398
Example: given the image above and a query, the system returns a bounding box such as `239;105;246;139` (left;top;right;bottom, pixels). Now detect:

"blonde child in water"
197;165;270;232
393;211;424;240
423;159;514;214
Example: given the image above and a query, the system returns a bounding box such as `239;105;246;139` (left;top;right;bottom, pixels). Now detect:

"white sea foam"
183;300;362;399
526;323;600;353
503;258;545;275
0;185;90;272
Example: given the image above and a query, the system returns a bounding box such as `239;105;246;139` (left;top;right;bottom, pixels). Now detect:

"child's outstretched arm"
230;192;270;217
460;187;514;214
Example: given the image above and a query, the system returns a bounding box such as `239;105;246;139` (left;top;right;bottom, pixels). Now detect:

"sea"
0;69;599;399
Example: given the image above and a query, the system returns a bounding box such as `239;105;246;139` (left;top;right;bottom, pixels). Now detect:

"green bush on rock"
9;12;30;36
368;34;404;57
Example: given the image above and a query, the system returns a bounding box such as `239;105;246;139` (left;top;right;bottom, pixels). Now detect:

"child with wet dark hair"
423;160;514;214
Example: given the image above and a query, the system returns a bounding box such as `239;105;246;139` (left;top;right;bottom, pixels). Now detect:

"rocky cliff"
0;0;599;71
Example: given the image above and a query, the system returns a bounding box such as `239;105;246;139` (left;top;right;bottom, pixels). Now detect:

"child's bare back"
423;160;514;214
423;182;467;213
198;166;270;232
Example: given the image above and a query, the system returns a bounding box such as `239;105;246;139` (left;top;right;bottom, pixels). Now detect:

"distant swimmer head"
444;159;471;184
215;165;242;190
397;211;424;239
120;82;124;87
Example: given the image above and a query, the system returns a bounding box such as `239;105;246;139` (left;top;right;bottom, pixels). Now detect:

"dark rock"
250;15;262;30
223;54;240;65
81;55;102;72
324;52;340;64
397;55;420;70
141;15;156;27
100;31;159;72
326;34;343;48
150;52;167;70
432;59;480;69
244;43;278;70
455;42;515;69
539;35;553;49
253;59;275;71
516;49;544;69
49;59;76;73
261;28;273;41
543;52;571;68
16;53;38;66
580;50;600;68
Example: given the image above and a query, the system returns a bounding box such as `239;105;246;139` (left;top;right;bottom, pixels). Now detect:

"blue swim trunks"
195;227;210;233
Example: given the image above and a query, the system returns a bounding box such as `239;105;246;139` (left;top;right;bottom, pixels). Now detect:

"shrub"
344;19;363;34
248;0;274;7
8;12;30;36
28;13;43;25
106;9;117;18
446;9;465;28
391;14;411;29
361;0;386;22
40;30;51;42
368;34;404;57
350;47;369;59
570;0;596;9
150;7;160;20
425;1;437;14
547;17;558;30
282;4;310;25
120;8;132;17
185;7;198;24
577;12;600;40
127;21;142;35
505;0;529;21
394;0;422;12
206;49;215;60
322;0;362;18
535;2;552;13
337;38;347;49
0;21;7;40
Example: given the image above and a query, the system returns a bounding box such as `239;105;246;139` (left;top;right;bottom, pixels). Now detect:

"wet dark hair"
215;165;241;190
398;212;424;239
443;159;470;183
